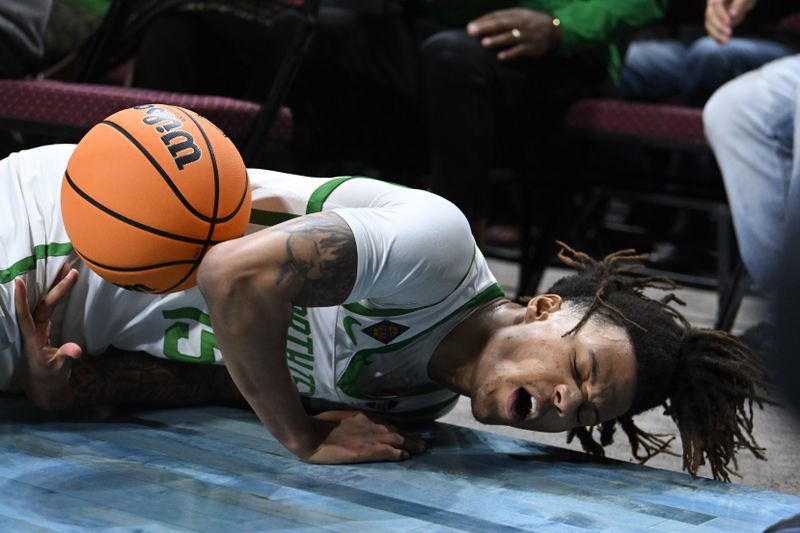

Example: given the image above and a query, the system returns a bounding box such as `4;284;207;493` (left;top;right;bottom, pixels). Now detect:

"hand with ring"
467;8;558;61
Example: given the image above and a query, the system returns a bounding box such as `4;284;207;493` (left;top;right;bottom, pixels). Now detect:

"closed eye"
573;351;584;426
571;351;581;384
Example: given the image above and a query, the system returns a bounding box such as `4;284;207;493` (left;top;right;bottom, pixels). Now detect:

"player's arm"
196;211;425;464
14;264;244;411
14;266;246;411
68;349;247;409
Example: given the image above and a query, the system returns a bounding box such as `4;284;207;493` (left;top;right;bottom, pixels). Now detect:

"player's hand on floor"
303;410;427;464
15;263;83;410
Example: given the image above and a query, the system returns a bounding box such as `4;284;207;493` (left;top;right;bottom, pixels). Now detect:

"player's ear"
524;294;563;322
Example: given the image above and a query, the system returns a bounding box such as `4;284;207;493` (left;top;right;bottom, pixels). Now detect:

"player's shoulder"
401;188;473;252
19;143;76;161
1;144;75;182
4;143;75;170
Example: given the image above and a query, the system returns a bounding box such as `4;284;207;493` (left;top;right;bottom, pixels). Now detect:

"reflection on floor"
1;397;798;532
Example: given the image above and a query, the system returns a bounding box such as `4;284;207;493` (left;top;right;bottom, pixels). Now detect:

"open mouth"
509;387;535;421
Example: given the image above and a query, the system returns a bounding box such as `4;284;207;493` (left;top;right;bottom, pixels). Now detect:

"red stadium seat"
517;97;746;331
563;98;707;149
0;79;292;142
0;0;319;165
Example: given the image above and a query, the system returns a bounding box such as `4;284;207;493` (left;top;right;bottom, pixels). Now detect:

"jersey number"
162;307;219;364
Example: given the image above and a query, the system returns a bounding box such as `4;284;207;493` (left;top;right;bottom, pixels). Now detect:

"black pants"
0;36;29;78
133;9;299;101
418;29;608;221
289;4;609;220
284;1;420;174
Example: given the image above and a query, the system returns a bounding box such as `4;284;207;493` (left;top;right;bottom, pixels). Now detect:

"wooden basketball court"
1;395;797;532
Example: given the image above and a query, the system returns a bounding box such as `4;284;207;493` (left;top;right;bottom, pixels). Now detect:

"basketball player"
3;143;768;480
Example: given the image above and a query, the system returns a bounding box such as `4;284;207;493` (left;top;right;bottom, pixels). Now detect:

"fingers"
363;414;427;454
705;0;732;44
15;267;82;366
14;265;79;331
467;11;513;38
383;444;410;461
498;43;528;62
377;428;427;455
480;30;521;50
308;411;428;463
372;419;427;455
13;277;36;339
55;342;83;360
729;0;756;26
33;265;78;324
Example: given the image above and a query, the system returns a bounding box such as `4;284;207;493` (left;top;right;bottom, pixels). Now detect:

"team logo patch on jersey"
362;320;409;344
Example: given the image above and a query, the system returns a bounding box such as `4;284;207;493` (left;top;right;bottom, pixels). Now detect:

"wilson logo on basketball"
134;104;202;170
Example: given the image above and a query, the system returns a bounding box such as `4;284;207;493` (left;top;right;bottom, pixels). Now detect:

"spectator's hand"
303;410;427;464
15;263;82;411
706;0;758;44
467;8;558;60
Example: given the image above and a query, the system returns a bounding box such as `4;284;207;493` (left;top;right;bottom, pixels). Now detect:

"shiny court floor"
1;395;798;532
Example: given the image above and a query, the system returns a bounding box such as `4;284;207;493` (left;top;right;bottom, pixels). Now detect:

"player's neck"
427;297;522;395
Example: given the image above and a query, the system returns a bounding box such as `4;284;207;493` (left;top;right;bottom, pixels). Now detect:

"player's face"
470;295;636;432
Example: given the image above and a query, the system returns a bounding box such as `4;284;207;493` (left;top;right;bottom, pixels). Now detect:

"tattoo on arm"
69;349;246;409
274;212;357;306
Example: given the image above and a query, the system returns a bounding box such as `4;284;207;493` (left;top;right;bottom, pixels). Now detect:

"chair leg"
516;189;585;297
715;259;750;331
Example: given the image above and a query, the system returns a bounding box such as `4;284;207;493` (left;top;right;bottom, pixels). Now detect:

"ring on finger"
510;28;521;39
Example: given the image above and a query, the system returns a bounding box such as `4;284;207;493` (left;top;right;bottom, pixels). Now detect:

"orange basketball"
61;104;251;294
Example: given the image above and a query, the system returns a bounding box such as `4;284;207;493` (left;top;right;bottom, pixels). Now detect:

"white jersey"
0;145;501;418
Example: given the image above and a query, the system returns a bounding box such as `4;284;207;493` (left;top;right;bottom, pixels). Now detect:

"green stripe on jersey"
249;209;297;227
306;176;409;214
306;176;357;214
0;242;74;284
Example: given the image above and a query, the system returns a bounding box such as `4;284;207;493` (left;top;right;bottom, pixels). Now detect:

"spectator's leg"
0;39;23;78
703;54;800;294
133;12;205;92
419;29;531;243
616;39;687;101
685;36;793;107
286;2;417;170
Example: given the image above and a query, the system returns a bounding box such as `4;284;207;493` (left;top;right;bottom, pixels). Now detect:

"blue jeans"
703;54;800;295
619;36;793;106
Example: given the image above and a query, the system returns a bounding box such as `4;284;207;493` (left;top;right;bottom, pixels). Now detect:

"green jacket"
63;0;110;15
421;0;668;84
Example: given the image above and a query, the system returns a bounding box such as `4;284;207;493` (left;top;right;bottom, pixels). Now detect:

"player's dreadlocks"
545;241;772;482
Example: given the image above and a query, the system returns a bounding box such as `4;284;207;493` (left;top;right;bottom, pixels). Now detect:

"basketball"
61;104;251;294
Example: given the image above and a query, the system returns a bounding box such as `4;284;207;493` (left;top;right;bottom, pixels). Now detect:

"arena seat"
517;98;747;331
0;79;292;143
0;0;320;166
563;98;707;149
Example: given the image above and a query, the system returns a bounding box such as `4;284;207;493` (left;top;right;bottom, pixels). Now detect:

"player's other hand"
302;410;427;464
15;263;83;411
